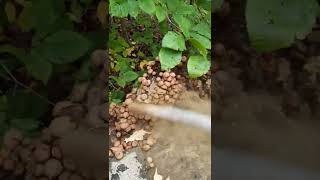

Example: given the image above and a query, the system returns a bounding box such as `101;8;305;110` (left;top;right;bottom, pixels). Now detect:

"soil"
213;0;320;172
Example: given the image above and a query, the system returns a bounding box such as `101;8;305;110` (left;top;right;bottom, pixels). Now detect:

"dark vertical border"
211;1;215;179
106;0;110;179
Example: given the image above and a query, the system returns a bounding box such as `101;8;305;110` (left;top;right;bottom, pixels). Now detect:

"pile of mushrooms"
109;59;186;160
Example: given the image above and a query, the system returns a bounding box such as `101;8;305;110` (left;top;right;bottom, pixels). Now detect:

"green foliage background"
0;0;108;139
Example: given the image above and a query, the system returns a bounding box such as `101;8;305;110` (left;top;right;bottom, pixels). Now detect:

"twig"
0;62;55;106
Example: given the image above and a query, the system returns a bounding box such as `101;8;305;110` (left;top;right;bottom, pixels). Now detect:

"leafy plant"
246;0;319;52
0;0;108;138
109;0;212;78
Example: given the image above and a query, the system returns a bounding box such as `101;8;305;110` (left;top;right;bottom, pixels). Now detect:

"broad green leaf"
16;2;34;32
198;0;213;11
115;58;131;73
0;95;7;112
109;0;129;17
70;0;83;23
25;51;52;84
246;0;319;52
138;0;156;15
5;1;16;23
128;0;140;18
173;14;191;39
189;38;208;56
31;0;60;38
173;4;195;15
109;90;125;104
121;70;138;82
192;22;211;39
187;55;210;78
190;32;211;49
36;30;91;64
166;0;180;11
159;48;182;70
97;1;108;25
162;31;186;51
116;77;126;87
0;45;26;60
155;6;167;22
6;90;48;119
11;118;39;132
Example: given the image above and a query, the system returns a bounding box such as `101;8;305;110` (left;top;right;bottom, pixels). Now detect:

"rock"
34;164;44;176
33;144;50;163
53;101;85;120
86;105;104;128
49;116;76;138
70;82;89;102
58;171;71;180
99;103;108;121
307;30;320;43
109;149;148;180
3;129;22;150
51;146;62;159
69;174;84;180
44;159;63;178
87;87;102;108
62;158;76;171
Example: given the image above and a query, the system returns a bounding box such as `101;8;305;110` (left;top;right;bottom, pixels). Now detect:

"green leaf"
128;0;140;18
138;0;156;15
110;0;129;17
25;51;52;84
187;56;210;78
110;76;126;88
192;22;211;39
16;2;34;32
166;0;180;11
173;4;195;15
31;0;61;38
173;14;191;39
5;1;16;23
162;31;186;51
155;6;167;22
159;48;182;70
0;95;7;112
246;0;319;52
189;38;208;56
190;32;211;49
0;45;26;61
121;71;138;82
10;118;39;132
36;30;91;64
6;90;48;119
109;90;125;104
198;0;213;11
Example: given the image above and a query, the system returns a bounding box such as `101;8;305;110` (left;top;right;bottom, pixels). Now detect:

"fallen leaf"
153;168;170;180
140;60;149;70
124;129;151;143
154;168;163;180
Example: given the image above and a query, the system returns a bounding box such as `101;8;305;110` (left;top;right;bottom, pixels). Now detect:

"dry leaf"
153;168;163;180
153;168;170;180
124;129;151;143
140;60;149;70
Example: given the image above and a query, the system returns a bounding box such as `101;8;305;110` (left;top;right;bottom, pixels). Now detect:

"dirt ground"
213;0;320;172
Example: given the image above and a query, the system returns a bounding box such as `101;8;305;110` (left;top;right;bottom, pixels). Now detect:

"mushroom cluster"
109;60;186;160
